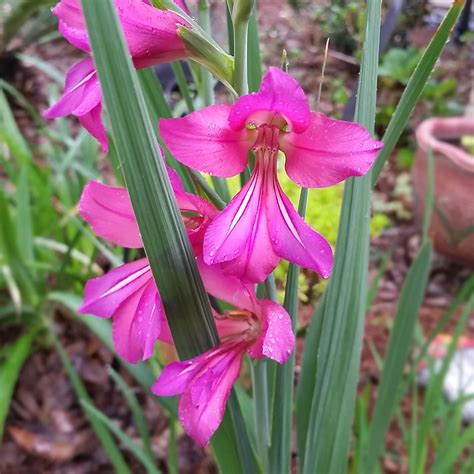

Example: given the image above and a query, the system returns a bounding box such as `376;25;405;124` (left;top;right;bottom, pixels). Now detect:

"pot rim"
416;117;474;172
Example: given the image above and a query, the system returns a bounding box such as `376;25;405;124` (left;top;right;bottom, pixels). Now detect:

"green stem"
251;360;270;472
198;0;231;203
189;169;226;210
233;19;249;95
269;188;308;473
233;6;251;187
251;273;279;469
197;0;214;106
171;61;195;112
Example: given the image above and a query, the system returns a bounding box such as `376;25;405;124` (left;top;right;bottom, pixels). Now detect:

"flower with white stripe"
160;67;383;283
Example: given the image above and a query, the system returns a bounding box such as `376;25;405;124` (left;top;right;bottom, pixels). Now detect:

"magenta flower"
78;170;217;363
160;67;383;283
44;0;190;151
152;261;295;446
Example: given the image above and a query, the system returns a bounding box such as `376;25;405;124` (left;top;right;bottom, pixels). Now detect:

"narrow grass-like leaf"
137;68;196;193
171;61;195;112
295;288;326;465
366;250;391;310
16;53;65;84
371;0;465;185
0;187;38;305
269;188;308;474
2;0;55;45
81;399;161;474
432;418;474;474
137;68;172;119
414;294;474;473
299;0;381;472
352;384;372;473
81;1;256;468
47;291;177;415
168;420;179;474
0;326;38;439
251;360;270;471
361;241;432;473
0;89;32;167
52;333;132;473
414;274;474;370
361;127;435;471
108;367;154;461
16;168;34;264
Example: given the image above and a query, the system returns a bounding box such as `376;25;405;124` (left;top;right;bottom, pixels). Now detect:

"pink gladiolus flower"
152;262;295;446
44;0;191;151
160;67;383;283
78;170;217;363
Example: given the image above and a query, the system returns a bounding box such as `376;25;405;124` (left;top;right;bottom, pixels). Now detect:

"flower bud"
178;25;235;92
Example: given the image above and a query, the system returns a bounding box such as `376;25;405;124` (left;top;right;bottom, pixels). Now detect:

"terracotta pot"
413;117;474;266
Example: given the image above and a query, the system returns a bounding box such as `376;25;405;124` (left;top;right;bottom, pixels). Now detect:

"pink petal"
197;258;254;311
280;112;383;188
78;104;108;153
248;300;295;364
159;105;251;177
166;164;185;194
152;359;197;396
203;164;280;283
176;192;217;255
79;258;151;317
53;0;189;67
179;346;244;446
43;57;100;118
112;280;164;363
153;341;245;446
266;174;333;278
43;57;107;151
229;67;311;133
79;180;142;248
58;20;90;52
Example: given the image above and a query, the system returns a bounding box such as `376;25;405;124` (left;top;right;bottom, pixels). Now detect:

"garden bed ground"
1;1;473;472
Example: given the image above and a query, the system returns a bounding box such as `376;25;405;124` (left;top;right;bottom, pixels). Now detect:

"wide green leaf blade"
299;0;381;472
371;0;465;185
82;0;218;358
80;1;256;470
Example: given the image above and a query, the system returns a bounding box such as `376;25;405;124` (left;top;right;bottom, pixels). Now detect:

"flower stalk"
231;0;254;95
197;0;232;203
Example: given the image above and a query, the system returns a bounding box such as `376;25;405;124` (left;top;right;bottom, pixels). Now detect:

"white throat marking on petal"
100;264;150;299
227;173;259;234
273;181;304;247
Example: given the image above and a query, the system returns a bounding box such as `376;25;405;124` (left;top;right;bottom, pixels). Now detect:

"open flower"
160;67;383;283
152;262;295;446
44;0;191;151
78;169;217;363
